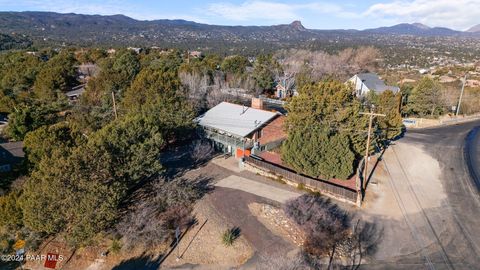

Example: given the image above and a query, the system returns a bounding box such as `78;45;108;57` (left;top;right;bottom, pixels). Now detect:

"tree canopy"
252;54;281;90
282;80;403;180
5;103;62;141
220;55;249;75
405;77;445;117
20;114;166;245
0;52;41;113
33;51;78;102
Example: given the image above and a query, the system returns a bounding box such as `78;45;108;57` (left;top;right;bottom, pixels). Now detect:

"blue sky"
0;0;479;30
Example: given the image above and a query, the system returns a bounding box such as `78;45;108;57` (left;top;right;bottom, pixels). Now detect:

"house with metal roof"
65;84;86;102
348;73;400;97
197;98;286;158
0;141;24;172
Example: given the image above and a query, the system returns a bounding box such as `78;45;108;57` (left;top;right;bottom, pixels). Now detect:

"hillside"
0;12;479;63
467;24;480;33
0;11;319;47
364;23;461;36
0;12;477;47
0;33;32;50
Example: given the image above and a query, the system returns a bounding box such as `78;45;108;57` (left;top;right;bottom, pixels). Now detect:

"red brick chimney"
251;97;264;110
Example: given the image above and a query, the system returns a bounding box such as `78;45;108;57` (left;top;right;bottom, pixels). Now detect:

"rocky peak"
290;20;305;30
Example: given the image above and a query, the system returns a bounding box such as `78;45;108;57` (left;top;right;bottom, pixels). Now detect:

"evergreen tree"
0;52;41;112
6;104;60;141
406;77;445;117
220;55;249;75
252;54;281;90
20;114;166;245
282;127;355;179
375;90;404;140
33;52;78;102
282;80;363;180
24;122;84;169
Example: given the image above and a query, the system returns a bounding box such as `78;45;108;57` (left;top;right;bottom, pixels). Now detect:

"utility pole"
111;91;118;120
456;74;467;116
360;109;386;191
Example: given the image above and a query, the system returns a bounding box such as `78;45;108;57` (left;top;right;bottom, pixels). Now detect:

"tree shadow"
348;219;384;270
179;219;208;258
229;226;241;241
285;195;384;269
117;173;214;222
161;139;221;180
111;252;163;270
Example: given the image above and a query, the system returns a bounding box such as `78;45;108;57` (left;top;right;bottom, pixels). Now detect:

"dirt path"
162;193;254;269
210;187;297;262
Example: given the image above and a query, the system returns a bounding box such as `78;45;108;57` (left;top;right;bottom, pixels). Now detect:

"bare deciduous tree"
179;71;209;111
285;195;351;257
116;178;201;251
191;139;215;164
275;47;381;84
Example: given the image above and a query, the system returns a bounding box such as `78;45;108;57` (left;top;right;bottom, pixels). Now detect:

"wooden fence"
244;156;359;203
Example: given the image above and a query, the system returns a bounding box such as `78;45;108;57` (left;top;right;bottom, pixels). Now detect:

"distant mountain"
411;23;430;30
0;11;478;52
0;12;320;47
467;24;480;33
365;23;461;36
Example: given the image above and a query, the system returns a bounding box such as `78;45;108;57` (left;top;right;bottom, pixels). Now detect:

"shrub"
222;227;240;247
285;195;351;256
109;239;122;254
297;183;305;190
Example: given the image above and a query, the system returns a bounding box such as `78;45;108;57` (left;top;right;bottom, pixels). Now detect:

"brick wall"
259;116;286;146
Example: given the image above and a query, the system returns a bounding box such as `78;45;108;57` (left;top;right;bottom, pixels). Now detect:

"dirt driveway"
159;158;302;269
210;187;299;268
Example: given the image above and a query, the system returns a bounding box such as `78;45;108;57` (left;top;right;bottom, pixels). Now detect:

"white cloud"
205;1;354;24
364;0;480;30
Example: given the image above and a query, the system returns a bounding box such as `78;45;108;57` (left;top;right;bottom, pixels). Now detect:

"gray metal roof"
66;84;86;97
357;73;400;93
197;102;279;138
0;141;24;165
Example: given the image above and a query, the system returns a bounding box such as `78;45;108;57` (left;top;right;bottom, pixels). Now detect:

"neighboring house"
66;84;86;102
197;98;286;158
439;75;456;83
275;75;297;99
0;114;7;125
0;141;24;173
348;73;400;97
0;114;7;134
398;78;416;84
127;47;142;54
466;79;480;87
189;51;203;58
418;68;429;75
78;63;98;83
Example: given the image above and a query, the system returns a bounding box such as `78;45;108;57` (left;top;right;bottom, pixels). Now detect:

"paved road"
465;126;480;190
396;120;480;269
